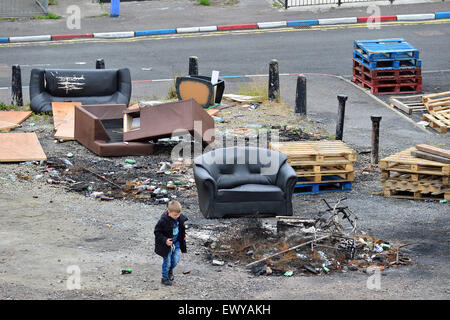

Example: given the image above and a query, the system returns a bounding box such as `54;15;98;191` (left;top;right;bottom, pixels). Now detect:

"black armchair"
29;68;132;113
193;146;297;218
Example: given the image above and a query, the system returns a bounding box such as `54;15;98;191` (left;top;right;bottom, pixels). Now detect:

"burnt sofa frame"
74;104;154;157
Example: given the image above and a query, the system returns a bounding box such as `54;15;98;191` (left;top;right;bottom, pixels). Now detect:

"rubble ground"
0;98;449;300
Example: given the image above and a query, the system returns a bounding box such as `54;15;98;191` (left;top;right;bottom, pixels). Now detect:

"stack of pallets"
269;140;357;195
352;39;422;95
380;146;450;201
422;91;450;133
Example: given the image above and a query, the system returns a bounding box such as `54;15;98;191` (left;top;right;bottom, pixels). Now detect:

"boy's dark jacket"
154;211;188;258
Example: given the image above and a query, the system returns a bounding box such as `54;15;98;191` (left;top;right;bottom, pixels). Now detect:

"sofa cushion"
217;184;284;202
45;69;118;97
217;172;273;189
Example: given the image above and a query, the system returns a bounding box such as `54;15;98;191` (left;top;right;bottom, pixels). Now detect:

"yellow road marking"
1;18;449;48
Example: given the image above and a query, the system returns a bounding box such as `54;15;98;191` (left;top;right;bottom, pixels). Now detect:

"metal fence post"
371;116;382;165
11;65;23;106
269;59;280;102
110;0;120;17
335;94;348;141
295;75;307;115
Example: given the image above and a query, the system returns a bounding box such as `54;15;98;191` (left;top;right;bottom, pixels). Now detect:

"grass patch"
49;0;58;5
0;102;21;111
272;1;284;9
33;13;60;19
200;0;211;6
236;78;269;102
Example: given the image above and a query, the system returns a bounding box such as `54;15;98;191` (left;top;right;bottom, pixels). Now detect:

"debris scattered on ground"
206;198;412;276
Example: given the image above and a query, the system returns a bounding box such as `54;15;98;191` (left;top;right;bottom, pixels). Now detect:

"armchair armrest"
276;162;297;193
193;165;218;218
117;68;132;106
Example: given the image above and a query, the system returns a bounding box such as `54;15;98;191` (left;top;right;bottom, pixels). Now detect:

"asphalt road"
0;19;450;89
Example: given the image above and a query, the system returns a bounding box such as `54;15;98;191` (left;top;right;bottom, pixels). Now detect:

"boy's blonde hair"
168;200;182;213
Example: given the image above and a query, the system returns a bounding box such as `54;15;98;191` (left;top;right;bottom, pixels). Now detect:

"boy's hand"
166;238;173;246
184;234;187;241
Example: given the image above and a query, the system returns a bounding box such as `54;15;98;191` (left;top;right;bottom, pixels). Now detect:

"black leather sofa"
193;146;298;218
29;68;132;113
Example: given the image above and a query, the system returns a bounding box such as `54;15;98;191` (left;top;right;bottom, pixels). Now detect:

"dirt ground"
0;98;449;300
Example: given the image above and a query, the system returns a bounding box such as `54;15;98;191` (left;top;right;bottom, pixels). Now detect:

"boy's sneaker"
161;277;172;286
168;270;174;281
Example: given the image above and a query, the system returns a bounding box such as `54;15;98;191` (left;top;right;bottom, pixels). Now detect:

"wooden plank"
0;132;47;162
384;188;450;201
206;109;220;117
51;102;81;130
416;144;450;159
411;150;450;164
54;108;75;140
0;120;19;131
422;91;450;102
0;111;32;127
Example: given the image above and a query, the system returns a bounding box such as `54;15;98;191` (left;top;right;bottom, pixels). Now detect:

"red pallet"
352;71;422;86
352;77;422;95
353;59;421;79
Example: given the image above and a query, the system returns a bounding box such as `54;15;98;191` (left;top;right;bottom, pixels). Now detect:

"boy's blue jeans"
162;241;180;278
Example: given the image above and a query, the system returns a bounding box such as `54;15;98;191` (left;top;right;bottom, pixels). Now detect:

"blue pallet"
354;39;419;61
353;52;421;70
293;180;352;195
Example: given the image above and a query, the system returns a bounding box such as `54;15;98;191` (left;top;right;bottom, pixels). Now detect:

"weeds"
200;0;211;6
236;77;269;102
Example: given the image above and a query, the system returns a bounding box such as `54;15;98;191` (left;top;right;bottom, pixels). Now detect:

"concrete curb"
1;11;449;43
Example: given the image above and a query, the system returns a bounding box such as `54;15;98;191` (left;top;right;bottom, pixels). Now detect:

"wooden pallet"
380;147;450;176
381;175;449;194
422;91;450;112
269;140;357;166
389;94;426;114
294;163;354;184
384;188;450;201
423;112;450;133
381;172;449;185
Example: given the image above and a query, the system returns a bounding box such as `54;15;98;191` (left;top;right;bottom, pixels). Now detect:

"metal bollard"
295;75;307;115
268;59;280;102
11;65;23;106
110;0;120;17
189;56;199;76
96;59;105;69
335;94;348;141
371;116;382;165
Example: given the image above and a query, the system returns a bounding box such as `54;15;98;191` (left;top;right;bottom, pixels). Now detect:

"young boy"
154;200;188;286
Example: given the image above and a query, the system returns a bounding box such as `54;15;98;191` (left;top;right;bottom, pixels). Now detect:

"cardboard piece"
0;132;47;162
0;111;33;131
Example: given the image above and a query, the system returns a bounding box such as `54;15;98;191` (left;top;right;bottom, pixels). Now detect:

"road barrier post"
96;59;105;69
335;94;348;140
189;56;199;76
11;65;23;106
295;75;307;115
269;59;280;102
371;116;382;165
